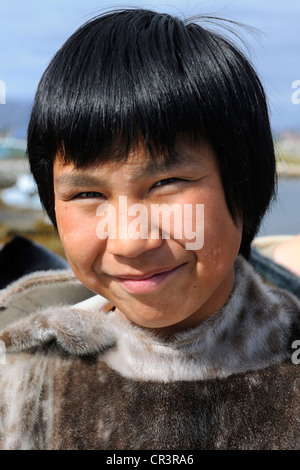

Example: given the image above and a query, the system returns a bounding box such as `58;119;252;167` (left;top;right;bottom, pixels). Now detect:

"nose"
106;234;163;258
97;196;163;258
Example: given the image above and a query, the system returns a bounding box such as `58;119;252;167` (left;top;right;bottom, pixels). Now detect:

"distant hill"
0;100;32;138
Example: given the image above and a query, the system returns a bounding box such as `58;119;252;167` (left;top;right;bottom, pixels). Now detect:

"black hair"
27;8;277;258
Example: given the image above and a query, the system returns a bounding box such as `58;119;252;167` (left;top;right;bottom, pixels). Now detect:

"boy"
1;9;300;450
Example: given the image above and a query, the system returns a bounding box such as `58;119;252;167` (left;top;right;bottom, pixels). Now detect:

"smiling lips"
112;265;184;294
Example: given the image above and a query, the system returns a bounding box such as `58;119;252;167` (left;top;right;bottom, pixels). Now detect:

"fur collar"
1;256;300;382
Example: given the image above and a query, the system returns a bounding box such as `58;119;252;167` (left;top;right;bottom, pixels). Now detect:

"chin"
127;311;173;330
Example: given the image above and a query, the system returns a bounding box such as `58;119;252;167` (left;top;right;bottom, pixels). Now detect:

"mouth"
110;264;186;294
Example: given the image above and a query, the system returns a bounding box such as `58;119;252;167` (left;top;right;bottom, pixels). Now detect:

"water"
258;177;300;236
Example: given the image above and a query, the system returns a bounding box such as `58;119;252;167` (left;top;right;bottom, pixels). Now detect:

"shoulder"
0;269;94;330
0;270;118;359
235;255;300;316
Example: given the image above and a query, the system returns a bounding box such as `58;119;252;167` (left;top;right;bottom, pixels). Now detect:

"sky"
0;0;300;132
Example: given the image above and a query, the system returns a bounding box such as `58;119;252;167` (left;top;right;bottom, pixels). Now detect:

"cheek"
193;190;243;269
200;212;242;273
55;204;101;268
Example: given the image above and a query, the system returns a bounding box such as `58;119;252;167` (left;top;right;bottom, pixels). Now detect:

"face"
53;141;242;335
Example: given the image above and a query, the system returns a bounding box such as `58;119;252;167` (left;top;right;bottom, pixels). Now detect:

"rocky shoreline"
0;158;29;189
0;158;65;256
276;161;300;177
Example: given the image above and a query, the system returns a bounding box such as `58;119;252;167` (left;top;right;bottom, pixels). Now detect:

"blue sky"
0;0;299;131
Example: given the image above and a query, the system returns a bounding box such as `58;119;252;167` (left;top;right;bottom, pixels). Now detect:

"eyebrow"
139;160;179;177
137;150;202;176
54;174;104;189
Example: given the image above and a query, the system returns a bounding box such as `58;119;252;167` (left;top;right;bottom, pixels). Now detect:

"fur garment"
0;257;300;450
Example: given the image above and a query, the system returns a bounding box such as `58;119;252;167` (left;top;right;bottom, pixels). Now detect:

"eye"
72;191;106;199
153;177;182;188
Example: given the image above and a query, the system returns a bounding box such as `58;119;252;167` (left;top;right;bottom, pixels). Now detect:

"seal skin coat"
1;257;300;450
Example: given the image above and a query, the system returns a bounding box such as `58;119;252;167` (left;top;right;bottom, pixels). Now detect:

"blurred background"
0;0;299;258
